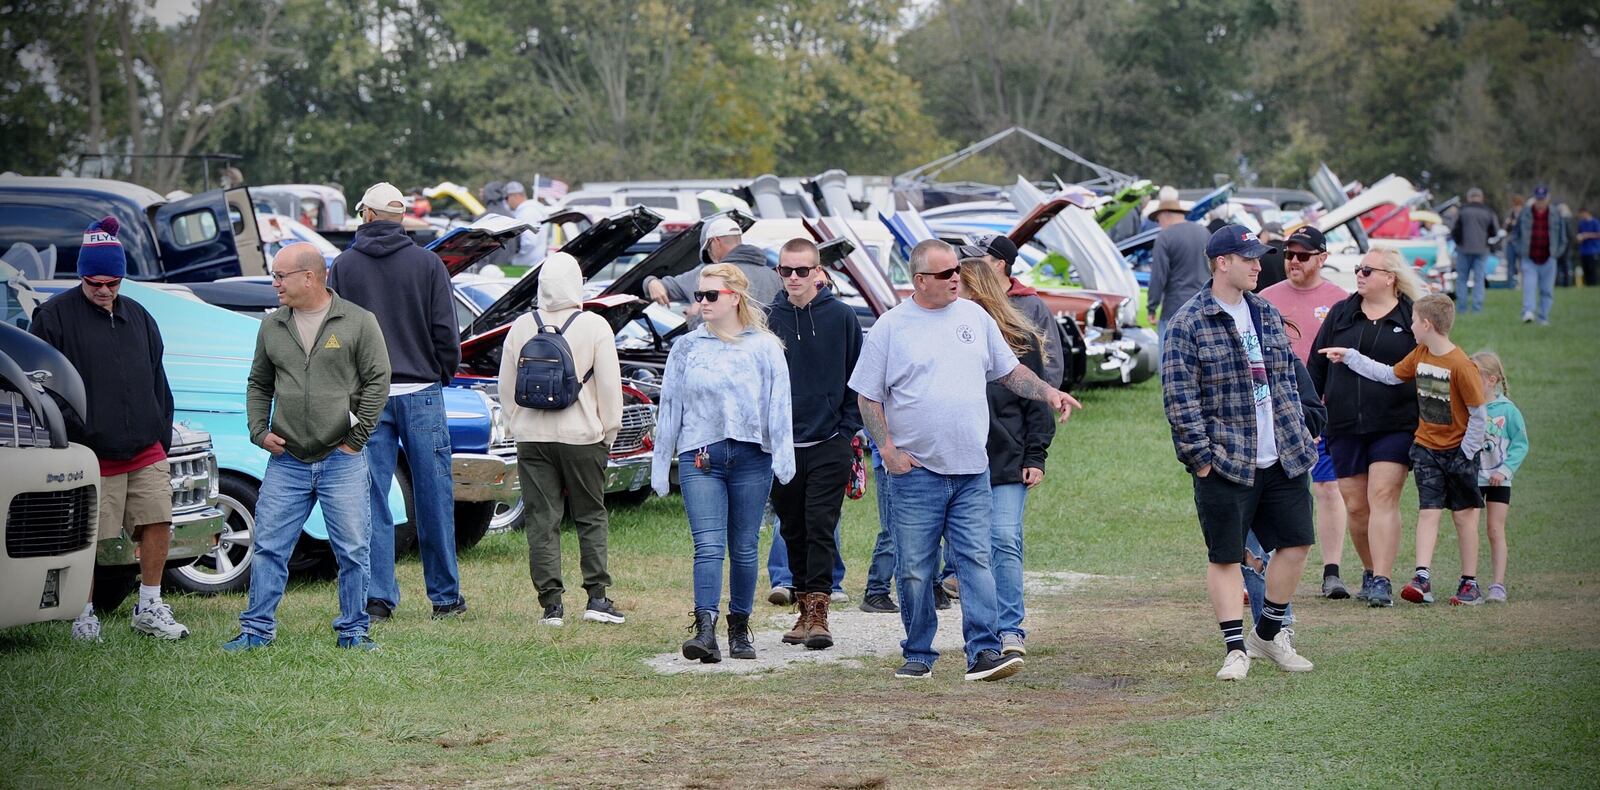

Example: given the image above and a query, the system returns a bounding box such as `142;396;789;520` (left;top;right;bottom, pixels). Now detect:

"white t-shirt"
1218;295;1278;467
848;298;1018;475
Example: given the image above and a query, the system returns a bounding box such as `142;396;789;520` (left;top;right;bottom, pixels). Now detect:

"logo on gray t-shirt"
956;324;975;344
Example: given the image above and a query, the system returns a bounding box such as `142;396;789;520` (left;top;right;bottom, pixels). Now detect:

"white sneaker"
131;600;190;640
1216;650;1250;681
1522;311;1535;323
829;591;849;604
1245;629;1313;672
72;612;102;642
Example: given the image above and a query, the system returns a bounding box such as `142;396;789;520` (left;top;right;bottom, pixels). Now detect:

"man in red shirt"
1511;185;1569;325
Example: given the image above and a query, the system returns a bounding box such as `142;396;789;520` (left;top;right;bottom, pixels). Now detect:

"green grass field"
3;287;1597;788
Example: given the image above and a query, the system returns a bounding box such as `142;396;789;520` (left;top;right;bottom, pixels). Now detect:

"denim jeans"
364;384;461;608
1455;252;1489;313
767;520;846;593
864;461;897;597
989;483;1029;639
1241;530;1293;626
240;449;371;639
1521;258;1556;321
680;440;773;615
889;466;1002;667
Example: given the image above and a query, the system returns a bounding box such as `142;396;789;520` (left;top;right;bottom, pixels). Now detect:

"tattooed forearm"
859;396;894;451
999;365;1054;403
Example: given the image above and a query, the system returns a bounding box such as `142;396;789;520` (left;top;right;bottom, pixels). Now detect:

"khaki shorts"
99;460;173;540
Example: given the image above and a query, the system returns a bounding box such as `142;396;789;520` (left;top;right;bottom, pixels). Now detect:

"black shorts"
1192;463;1315;564
1326;430;1415;479
1480;485;1512;505
1410;444;1484;511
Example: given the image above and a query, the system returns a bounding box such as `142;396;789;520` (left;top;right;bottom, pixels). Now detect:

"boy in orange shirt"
1320;294;1490;606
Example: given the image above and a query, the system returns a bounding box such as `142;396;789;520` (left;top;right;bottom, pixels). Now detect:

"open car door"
153;189;247;282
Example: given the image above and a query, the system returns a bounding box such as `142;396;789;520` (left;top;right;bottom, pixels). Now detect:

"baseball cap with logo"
699;214;743;262
957;234;1019;267
1205;223;1275;259
356;182;407;214
1283;225;1327;252
1532;184;1550;200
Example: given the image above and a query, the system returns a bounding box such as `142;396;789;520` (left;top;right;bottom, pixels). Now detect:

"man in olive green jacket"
226;244;391;652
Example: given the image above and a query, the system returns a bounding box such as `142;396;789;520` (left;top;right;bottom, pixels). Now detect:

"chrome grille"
609;404;656;456
167;447;218;514
5;484;96;558
0;391;51;448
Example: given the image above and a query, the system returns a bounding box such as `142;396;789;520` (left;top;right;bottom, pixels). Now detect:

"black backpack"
514;311;592;410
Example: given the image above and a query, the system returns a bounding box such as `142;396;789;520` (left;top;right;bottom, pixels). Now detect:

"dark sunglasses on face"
916;267;959;281
1355;266;1391;278
777;265;815;279
83;277;122;289
692;289;736;303
1284;250;1322;262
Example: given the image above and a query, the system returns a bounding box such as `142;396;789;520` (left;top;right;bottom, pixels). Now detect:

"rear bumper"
604;453;652;494
452;450;520;505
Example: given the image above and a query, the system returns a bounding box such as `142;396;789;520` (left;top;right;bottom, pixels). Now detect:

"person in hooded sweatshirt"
765;238;864;651
643;214;783;324
327;182;467;622
497;252;626;628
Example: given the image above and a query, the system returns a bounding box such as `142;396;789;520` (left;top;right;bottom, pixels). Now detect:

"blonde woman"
957;258;1055;657
652;263;794;663
1308;248;1424;607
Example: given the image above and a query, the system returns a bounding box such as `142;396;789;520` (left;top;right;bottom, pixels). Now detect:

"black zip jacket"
767;286;864;444
1308;294;1418;436
29;288;173;459
988;342;1056;484
328;220;460;386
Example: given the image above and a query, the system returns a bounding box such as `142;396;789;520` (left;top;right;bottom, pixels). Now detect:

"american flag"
533;175;568;202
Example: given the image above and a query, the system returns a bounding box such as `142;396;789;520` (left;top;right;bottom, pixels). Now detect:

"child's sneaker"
1368;576;1394;608
1449;579;1484;606
1400;574;1433;604
1486;583;1508;603
1354;569;1374;602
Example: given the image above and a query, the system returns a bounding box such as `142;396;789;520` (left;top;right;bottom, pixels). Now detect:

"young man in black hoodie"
766;238;864;649
327;182;467;621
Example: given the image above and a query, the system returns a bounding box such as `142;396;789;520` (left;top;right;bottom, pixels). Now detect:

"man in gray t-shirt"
850;239;1079;682
1147;201;1212;337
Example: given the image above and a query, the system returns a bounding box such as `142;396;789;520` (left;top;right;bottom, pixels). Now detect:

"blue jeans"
364;385;461;608
1242;530;1293;626
989;483;1029;639
889;467;1002;667
767;520;846;593
1455;252;1489;312
680;440;773;615
240;450;371;639
864;461;896;597
1521;258;1555;321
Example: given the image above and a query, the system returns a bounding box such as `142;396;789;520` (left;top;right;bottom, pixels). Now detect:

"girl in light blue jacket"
1472;352;1528;603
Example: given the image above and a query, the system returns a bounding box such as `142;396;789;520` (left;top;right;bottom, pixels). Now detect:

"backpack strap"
533;310;551;332
555;311;595;383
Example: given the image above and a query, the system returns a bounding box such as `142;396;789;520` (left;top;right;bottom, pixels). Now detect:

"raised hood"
432;214;532;276
599;210;756;300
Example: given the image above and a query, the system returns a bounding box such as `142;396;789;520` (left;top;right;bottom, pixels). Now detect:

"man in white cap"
505;181;548;267
644;214;782;319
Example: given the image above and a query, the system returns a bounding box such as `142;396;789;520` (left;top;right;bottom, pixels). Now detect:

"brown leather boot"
803;592;833;650
782;599;810;645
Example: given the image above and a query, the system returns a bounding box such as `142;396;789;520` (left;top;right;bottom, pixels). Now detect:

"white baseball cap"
356;182;406;214
699;214;742;261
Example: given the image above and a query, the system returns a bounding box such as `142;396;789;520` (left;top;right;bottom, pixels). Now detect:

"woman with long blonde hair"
652;263;795;663
955;257;1056;656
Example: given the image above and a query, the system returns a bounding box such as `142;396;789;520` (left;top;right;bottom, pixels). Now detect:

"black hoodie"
328;220;460;386
987;342;1055;484
767;286;864;444
1308;294;1418;436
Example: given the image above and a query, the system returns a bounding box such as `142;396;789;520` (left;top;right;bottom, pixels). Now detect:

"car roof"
0;173;165;206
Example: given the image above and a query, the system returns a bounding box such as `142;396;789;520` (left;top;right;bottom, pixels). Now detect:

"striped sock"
1255;599;1289;641
1219;619;1245;655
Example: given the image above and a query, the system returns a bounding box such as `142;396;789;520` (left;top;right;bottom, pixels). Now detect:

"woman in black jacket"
959;258;1056;658
1307;249;1425;607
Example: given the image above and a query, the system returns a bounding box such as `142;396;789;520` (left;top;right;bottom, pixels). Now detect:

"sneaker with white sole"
964;650;1023;681
1486;583;1507;603
894;660;932;679
1522;311;1535;323
1244;629;1313;672
71;612;102;643
1001;632;1027;656
1216;650;1250;681
829;590;849;604
767;586;795;606
539;603;564;627
583;597;626;624
131;600;190;640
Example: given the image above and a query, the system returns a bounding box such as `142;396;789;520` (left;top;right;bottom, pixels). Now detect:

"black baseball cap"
958;234;1019;267
1205;223;1275;259
1283;225;1327;252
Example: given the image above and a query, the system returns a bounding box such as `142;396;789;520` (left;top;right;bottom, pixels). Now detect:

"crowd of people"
30;178;1535;685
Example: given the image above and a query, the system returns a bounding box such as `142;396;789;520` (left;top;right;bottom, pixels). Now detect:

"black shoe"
859;593;899;614
726;612;757;659
365;599;393;621
894;660;932;679
964;649;1024;681
539;603;564;626
934;585;952;611
582;597;626;624
681;609;721;663
431;596;468;620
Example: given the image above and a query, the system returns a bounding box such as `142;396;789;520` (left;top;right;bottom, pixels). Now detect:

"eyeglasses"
915;267;960;281
270;268;310;282
777;265;815;279
83;277;122;290
692;289;736;303
1355;266;1392;278
1284;250;1323;262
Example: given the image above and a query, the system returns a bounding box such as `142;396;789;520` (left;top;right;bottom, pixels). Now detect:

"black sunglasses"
777;265;815;279
1284;250;1322;262
692;289;735;303
916;267;959;280
1355;266;1392;278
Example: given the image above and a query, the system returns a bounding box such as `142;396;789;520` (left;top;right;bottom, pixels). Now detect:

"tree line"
4;0;1596;210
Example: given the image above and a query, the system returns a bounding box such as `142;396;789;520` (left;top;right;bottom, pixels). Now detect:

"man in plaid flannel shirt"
1161;224;1319;682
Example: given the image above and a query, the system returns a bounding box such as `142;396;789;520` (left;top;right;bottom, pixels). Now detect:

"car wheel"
165;473;257;595
454;501;493;551
91;566;140;614
489;498;525;533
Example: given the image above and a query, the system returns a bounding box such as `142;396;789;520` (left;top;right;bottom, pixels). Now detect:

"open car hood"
432;214;533;277
599;210;756;300
1009;177;1138;301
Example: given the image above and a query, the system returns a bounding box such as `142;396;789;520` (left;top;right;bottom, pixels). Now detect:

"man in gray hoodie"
644;215;783;321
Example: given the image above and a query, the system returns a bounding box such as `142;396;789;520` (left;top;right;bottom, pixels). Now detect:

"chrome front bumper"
604;453;652;494
452;449;520;504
